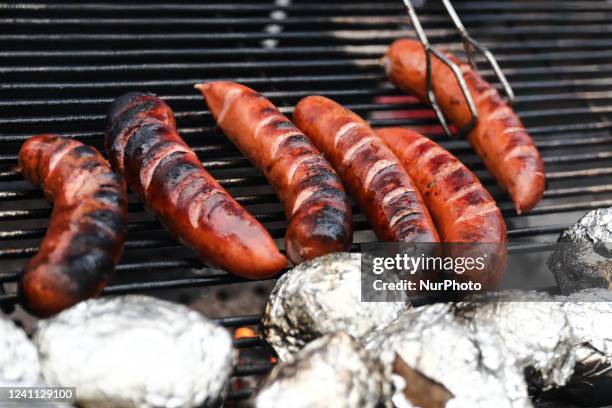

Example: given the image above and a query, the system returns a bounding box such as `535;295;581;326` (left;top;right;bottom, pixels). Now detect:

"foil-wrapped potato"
0;317;40;387
253;331;391;408
35;295;235;408
548;208;612;294
559;288;612;405
262;253;408;360
456;291;575;391
365;303;533;408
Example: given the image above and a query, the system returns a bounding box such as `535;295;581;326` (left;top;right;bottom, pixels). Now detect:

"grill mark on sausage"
487;106;514;121
401;137;429;158
475;88;498;103
381;186;414;208
188;189;224;228
218;88;243;123
389;208;421;230
414;145;446;168
254;114;285;139
431;160;464;184
141;143;192;193
502;127;525;135
504;144;538;162
455;201;499;224
334;121;364;149
342;136;377;165
47;142;80;175
84;208;125;238
286;154;321;184
364;160;397;190
446;182;480;204
269;131;306;159
291;185;320;215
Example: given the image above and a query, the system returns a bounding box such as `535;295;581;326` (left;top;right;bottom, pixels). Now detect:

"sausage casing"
376;127;506;243
293;96;439;243
106;92;287;279
195;82;352;263
384;39;545;214
18;135;128;317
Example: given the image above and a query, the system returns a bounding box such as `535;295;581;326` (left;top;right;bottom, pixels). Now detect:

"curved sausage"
293;96;439;243
376;127;506;243
18;135;128;317
384;39;545;214
105;92;287;279
195;81;352;263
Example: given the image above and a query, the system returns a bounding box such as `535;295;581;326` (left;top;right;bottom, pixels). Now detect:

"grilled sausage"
106;92;287;279
293;96;439;242
195;82;352;263
384;39;545;214
18;135;128;317
376;127;506;243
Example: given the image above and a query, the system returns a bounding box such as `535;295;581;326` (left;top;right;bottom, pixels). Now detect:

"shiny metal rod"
402;0;514;137
441;0;515;103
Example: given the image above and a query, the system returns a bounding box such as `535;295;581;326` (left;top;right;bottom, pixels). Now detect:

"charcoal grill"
1;0;612;404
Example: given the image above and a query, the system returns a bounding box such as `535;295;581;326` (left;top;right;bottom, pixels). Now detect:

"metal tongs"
403;0;515;138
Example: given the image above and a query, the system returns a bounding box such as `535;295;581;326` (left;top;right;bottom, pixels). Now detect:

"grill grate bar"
4;12;612;26
4;39;612;60
2;1;612;12
3;52;612;70
5;89;612;110
3;119;612;144
5;64;612;93
3;24;612;42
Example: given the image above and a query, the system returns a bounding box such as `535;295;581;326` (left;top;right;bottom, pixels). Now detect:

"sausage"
18;135;128;317
195;81;352;264
293;96;439;243
105;92;287;278
384;39;545;214
376;127;506;243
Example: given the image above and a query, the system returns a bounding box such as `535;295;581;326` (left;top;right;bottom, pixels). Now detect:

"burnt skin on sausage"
18;135;128;317
293;96;439;243
195;82;352;264
384;39;545;214
376;127;506;243
106;92;287;279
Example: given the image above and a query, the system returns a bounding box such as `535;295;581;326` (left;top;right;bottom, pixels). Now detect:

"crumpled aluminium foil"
252;331;392;408
559;288;612;404
548;208;612;294
364;303;533;408
262;252;408;361
456;291;576;391
35;295;235;408
0;317;72;408
0;317;40;387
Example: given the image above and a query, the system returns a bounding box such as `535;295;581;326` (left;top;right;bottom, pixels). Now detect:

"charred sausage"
106;92;287;278
293;96;439;243
18;135;128;317
195;82;352;263
376;127;506;243
384;39;545;214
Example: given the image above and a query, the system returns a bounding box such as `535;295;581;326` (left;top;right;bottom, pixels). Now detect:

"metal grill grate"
1;0;612;403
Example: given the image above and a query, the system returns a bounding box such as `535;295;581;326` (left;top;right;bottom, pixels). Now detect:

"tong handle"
402;0;514;138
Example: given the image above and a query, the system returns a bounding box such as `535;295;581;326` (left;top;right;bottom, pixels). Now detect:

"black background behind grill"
1;0;612;404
